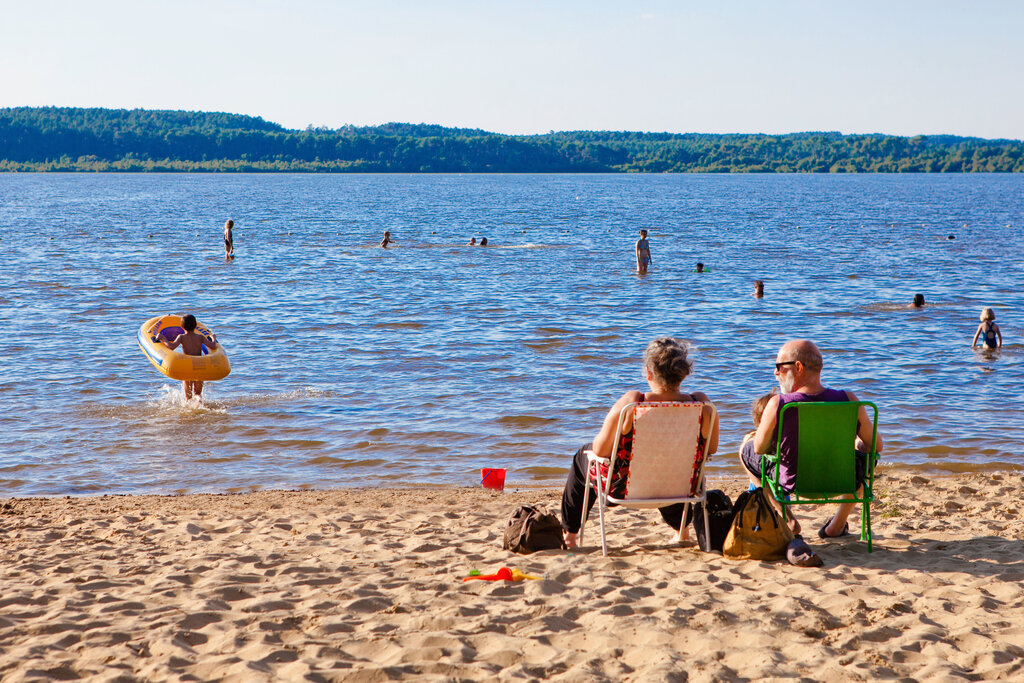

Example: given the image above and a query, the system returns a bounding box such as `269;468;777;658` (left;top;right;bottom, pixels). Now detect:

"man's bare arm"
846;391;883;453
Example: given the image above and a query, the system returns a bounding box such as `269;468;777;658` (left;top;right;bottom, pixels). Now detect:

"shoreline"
5;461;1022;501
2;470;1023;680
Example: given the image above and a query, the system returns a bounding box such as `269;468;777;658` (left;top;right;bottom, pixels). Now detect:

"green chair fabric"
761;401;879;552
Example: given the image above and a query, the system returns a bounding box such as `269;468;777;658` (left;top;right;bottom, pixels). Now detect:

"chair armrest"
760;452;786;501
584;450;613;494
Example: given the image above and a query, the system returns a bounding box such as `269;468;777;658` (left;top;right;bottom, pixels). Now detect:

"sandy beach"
2;469;1023;682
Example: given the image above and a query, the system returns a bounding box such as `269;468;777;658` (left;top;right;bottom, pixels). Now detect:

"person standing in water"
160;314;218;402
635;229;651;273
380;231;396;248
972;308;1003;349
754;280;765;298
224;219;234;260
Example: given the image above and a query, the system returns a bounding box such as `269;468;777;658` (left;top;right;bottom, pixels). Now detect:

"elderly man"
739;339;883;537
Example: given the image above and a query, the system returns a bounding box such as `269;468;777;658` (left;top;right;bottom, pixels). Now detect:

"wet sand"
2;470;1023;681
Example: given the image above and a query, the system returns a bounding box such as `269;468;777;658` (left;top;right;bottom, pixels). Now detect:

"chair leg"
864;501;873;553
578;477;591;547
598;490;608;557
671;499;688;540
702;500;710;550
673;502;690;543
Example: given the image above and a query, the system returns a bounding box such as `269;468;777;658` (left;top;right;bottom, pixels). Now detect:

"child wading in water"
380;231;396;248
224;220;234;260
972;308;1002;349
635;229;651;273
160;314;218;402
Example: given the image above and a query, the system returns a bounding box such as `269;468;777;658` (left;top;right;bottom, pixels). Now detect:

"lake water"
1;173;1021;496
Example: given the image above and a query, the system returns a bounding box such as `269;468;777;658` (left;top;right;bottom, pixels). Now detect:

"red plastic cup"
481;468;506;492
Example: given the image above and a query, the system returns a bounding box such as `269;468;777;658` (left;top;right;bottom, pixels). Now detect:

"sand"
2;470;1024;682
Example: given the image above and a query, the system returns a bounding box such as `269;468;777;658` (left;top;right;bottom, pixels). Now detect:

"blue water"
1;173;1021;495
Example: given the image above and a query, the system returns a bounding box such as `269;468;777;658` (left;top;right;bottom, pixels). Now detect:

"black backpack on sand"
692;489;735;553
503;504;566;554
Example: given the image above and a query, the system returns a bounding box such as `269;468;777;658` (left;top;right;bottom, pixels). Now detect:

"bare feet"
563;531;577;549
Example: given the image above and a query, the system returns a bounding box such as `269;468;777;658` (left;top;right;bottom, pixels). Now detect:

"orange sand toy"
463;567;540;582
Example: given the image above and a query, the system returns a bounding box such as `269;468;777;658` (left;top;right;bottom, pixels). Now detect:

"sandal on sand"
817;516;851;539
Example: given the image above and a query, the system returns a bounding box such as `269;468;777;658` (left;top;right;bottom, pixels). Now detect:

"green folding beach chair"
761;401;879;552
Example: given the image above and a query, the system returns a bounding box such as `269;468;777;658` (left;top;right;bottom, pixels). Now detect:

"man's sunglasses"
775;361;797;371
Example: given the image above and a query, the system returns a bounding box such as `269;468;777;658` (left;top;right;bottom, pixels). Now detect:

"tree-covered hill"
1;107;1021;172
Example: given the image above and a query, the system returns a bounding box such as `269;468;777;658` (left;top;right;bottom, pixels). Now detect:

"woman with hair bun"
560;337;719;549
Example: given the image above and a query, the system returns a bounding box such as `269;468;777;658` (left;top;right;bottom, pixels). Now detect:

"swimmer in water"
972;308;1002;349
635;229;651;273
910;293;925;308
695;262;705;273
467;237;477;246
224;219;234;260
380;231;396;248
479;237;488;246
754;280;764;298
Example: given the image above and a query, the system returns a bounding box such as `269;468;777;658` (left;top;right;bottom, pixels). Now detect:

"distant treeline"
1;107;1022;173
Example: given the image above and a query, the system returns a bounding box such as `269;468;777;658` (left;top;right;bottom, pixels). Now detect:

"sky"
2;0;1023;139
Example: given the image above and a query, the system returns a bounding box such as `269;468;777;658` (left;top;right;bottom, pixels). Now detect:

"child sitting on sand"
972;307;1002;349
740;391;776;453
160;314;218;402
739;391;777;490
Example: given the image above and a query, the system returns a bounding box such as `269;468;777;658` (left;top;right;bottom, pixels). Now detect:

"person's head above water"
479;237;488;246
695;262;704;273
182;314;198;332
912;293;925;307
980;307;996;321
754;280;764;297
643;337;693;389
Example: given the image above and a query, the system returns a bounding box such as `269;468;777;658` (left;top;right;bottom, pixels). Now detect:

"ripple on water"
494;415;561;427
